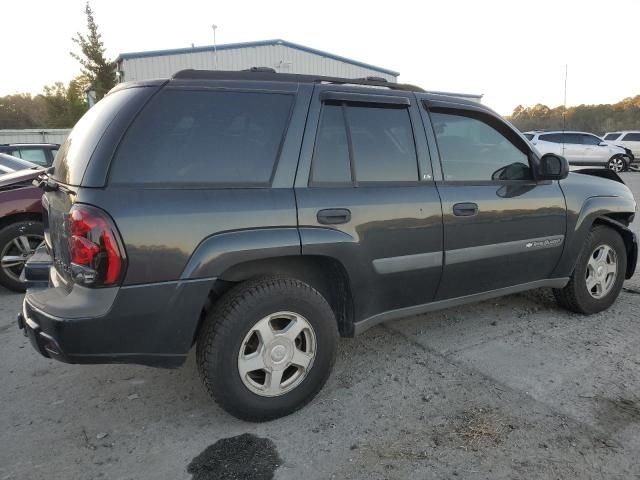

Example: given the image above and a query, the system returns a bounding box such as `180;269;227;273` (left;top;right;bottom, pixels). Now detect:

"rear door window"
110;89;293;186
604;133;621;141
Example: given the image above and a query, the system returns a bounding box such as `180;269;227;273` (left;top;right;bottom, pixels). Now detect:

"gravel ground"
1;173;639;480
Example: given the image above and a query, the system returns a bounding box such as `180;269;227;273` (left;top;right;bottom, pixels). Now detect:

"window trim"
309;100;421;187
426;105;535;185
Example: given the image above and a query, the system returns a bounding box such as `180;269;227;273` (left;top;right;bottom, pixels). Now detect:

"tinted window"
17;148;47;166
582;135;602;146
539;133;562;143
604;133;621;141
563;133;583;144
111;90;293;186
431;111;530;181
622;133;640;141
53;87;144;185
346;104;418;182
523;133;534;140
311;105;351;184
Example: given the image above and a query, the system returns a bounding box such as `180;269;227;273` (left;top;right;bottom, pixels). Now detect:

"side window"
111;90;293;186
430;111;530;182
8;149;21;158
310;104;351;184
563;133;583;145
311;102;419;185
622;133;640;141
539;133;562;143
604;133;621;141
18;148;48;166
582;135;601;146
523;133;534;141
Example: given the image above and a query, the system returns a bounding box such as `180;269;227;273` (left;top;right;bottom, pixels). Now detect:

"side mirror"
537;153;569;180
599;141;608;146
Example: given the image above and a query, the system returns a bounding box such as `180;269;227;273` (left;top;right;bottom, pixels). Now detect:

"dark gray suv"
18;70;638;421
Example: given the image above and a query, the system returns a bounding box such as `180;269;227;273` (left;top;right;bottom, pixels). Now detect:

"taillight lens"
67;205;126;287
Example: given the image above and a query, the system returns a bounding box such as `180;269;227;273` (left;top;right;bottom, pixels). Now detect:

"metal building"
116;39;399;84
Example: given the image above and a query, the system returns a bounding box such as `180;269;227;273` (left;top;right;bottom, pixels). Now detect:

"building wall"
119;44;397;83
0;129;70;145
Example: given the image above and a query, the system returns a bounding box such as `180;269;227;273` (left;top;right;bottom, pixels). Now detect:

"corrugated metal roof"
116;39;400;77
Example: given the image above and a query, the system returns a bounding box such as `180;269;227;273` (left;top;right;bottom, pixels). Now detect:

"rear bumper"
18;258;214;368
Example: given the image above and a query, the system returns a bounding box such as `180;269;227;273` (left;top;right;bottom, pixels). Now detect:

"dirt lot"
1;173;639;480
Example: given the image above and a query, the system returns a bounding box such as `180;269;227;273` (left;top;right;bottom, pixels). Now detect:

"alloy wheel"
585;244;617;299
1;234;44;284
608;157;625;172
237;311;317;397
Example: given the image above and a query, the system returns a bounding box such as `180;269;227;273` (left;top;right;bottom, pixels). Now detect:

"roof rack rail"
171;69;424;92
242;66;277;73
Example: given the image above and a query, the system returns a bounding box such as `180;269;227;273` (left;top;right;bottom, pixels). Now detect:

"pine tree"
71;2;115;101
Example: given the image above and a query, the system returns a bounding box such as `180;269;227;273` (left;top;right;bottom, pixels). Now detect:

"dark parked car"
18;70;638;421
0;143;59;167
0;156;44;291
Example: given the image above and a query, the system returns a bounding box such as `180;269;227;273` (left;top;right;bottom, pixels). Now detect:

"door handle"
317;208;351;225
452;202;478;217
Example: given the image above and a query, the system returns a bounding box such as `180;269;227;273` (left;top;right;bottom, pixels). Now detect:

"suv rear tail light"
67;205;126;287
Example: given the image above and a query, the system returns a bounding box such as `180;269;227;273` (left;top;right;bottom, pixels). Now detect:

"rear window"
604;133;621;141
52;87;143;185
110;89;293;186
622;132;640;142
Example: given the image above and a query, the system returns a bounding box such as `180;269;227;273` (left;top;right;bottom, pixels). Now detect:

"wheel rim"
585;244;617;299
237;311;317;397
1;234;44;284
608;157;624;172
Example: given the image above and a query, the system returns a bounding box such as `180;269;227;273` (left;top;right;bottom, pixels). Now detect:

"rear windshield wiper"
33;168;76;195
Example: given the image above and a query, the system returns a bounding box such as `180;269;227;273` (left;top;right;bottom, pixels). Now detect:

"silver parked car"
523;131;633;172
603;131;640;158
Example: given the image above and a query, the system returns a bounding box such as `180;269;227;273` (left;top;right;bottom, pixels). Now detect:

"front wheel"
554;225;626;314
607;155;627;172
196;277;338;421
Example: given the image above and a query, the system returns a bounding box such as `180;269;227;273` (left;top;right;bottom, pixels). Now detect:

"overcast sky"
2;0;638;115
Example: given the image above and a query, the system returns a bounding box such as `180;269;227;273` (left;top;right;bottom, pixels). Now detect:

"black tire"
553;225;627;314
607;155;626;173
0;220;43;292
196;277;338;421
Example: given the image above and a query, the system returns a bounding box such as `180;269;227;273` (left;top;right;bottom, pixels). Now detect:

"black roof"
171;69;424;93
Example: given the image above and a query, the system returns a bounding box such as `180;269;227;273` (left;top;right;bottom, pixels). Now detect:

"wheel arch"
0;212;42;232
592;215;637;279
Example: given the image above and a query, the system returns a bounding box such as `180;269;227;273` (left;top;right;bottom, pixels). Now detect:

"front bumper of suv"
18;249;214;368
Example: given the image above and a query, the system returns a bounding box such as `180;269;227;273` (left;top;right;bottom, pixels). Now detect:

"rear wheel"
0;221;44;292
554;225;626;314
607;155;626;172
196;277;338;421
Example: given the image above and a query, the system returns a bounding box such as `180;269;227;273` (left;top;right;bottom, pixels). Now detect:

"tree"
71;2;115;100
42;79;87;128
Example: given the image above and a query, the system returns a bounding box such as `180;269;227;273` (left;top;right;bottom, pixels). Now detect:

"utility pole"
563;64;568;132
212;24;218;69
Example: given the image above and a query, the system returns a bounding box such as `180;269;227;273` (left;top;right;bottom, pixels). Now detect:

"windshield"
51;87;141;185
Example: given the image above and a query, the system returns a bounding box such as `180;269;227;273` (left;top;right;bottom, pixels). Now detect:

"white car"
603;131;640;158
523;131;633;172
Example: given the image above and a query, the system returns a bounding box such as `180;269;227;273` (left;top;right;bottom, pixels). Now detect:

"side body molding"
180;228;301;279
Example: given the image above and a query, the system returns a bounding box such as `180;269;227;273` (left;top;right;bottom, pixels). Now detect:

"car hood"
0;168;41;189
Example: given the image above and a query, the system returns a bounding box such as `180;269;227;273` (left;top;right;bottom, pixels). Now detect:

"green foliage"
0;94;47;129
0;79;87;129
509;96;640;135
71;2;115;100
42;79;88;128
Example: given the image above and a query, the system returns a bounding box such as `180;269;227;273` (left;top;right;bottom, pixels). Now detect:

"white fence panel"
0;129;71;145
